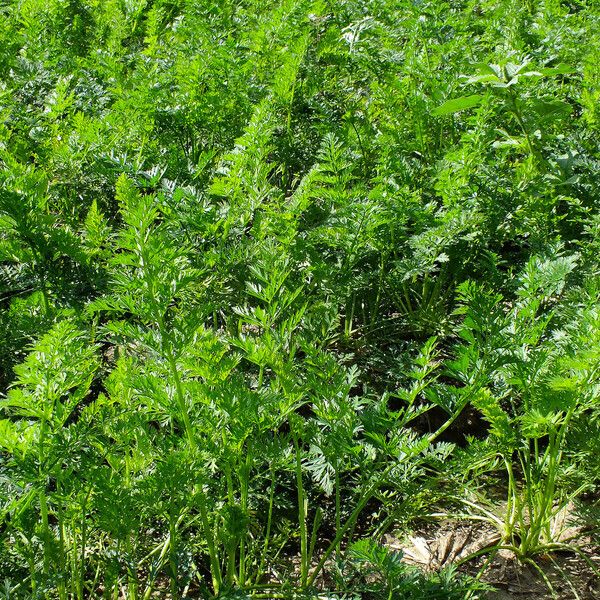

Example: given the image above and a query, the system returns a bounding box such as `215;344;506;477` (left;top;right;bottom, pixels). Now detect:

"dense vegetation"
1;0;599;598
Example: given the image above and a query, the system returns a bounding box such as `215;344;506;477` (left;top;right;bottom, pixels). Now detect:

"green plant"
1;1;599;598
444;252;600;585
0;322;99;598
347;539;491;599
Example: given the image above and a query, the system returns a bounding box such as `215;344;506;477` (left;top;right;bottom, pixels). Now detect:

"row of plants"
1;0;599;597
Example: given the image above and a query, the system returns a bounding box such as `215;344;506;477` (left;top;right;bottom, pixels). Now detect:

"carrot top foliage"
1;0;599;598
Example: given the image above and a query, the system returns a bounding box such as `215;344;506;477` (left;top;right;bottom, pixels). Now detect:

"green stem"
125;534;138;600
335;465;341;559
508;88;536;161
519;448;536;554
169;511;179;600
370;252;386;331
308;507;322;575
238;451;252;587
39;488;50;575
293;433;309;587
258;364;264;389
57;483;67;600
504;457;517;541
224;461;236;588
78;489;92;600
198;491;222;596
255;464;276;585
350;117;368;176
306;472;383;588
166;350;194;446
38;419;51;578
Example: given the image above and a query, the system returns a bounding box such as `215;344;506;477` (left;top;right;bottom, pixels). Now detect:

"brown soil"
386;518;600;599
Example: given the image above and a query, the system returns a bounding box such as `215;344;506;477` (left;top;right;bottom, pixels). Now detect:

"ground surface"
389;517;600;599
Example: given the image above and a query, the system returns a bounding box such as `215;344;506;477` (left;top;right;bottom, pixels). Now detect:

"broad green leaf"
432;94;483;116
539;63;575;76
530;99;572;118
461;73;500;85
